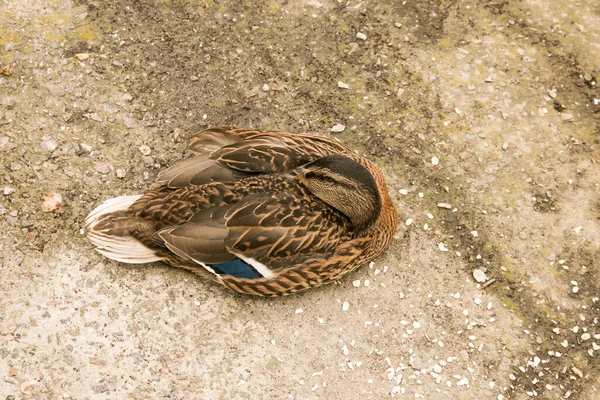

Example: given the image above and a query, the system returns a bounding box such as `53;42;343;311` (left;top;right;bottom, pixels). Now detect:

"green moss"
69;24;98;41
0;29;20;46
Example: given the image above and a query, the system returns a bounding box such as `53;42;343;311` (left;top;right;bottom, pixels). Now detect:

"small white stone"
3;187;16;195
502;143;508;151
41;139;58;152
573;226;583;234
471;231;478;237
262;84;270;92
352;280;361;287
572;286;579;293
474;298;482;305
342;301;350;312
561;340;568;348
356;32;367;40
437;203;452;209
473;269;487;283
456;377;469;386
363;280;370;288
399;189;408;195
581;333;591;341
337;81;350;89
405;218;413;226
431;156;439;166
295;308;304;314
438;243;449;252
331;124;345;133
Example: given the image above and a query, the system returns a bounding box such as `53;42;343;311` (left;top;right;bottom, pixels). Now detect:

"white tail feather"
86;195;163;264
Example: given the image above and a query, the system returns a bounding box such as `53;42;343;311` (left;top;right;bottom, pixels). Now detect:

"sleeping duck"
86;126;398;296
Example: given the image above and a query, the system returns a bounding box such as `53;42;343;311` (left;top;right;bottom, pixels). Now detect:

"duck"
86;126;398;296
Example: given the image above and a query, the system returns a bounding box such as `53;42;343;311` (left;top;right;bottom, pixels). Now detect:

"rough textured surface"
1;0;598;399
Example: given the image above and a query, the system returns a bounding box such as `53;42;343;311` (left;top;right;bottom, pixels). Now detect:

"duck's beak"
285;167;306;184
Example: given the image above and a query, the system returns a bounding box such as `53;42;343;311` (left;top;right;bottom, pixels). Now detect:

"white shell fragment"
473;269;487;283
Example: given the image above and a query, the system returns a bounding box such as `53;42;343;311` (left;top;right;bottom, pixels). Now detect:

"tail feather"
86;195;163;264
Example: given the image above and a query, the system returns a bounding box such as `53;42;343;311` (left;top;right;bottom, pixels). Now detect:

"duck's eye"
321;175;336;183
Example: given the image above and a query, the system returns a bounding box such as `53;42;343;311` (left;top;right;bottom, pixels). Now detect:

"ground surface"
1;0;599;399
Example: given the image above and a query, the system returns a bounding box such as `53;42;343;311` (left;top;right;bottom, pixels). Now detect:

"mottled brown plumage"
86;126;398;296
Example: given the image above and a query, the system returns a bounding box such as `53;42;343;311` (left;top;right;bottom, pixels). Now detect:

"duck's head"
293;155;382;231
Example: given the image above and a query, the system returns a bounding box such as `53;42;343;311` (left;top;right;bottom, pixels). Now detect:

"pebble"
394;22;402;28
548;89;557;99
41;139;58;152
502;143;508;151
93;163;110;174
3;187;16;195
560;113;574;121
138;144;152;155
337;81;350;89
405;218;413;226
399;189;408;195
431;156;439;166
75;53;89;61
262;84;270;92
571;367;583;378
437;203;452;209
116;169;126;178
331;124;345;133
41;192;62;213
473;269;487;283
438;243;449;252
295;308;304;315
356;32;367;41
581;333;591;341
342;301;350;312
352;280;361;287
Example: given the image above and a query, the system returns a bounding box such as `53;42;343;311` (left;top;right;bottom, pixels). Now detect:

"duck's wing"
156;126;350;188
154;189;349;280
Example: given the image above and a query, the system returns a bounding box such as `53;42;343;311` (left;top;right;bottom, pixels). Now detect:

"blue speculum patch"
210;258;262;279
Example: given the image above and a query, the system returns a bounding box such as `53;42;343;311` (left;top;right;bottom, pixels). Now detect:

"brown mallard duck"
86;126;398;296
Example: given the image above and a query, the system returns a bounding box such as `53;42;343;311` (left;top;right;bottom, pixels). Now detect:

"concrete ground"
1;0;599;398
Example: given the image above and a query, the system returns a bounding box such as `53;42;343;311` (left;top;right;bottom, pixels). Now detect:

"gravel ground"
1;0;599;399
